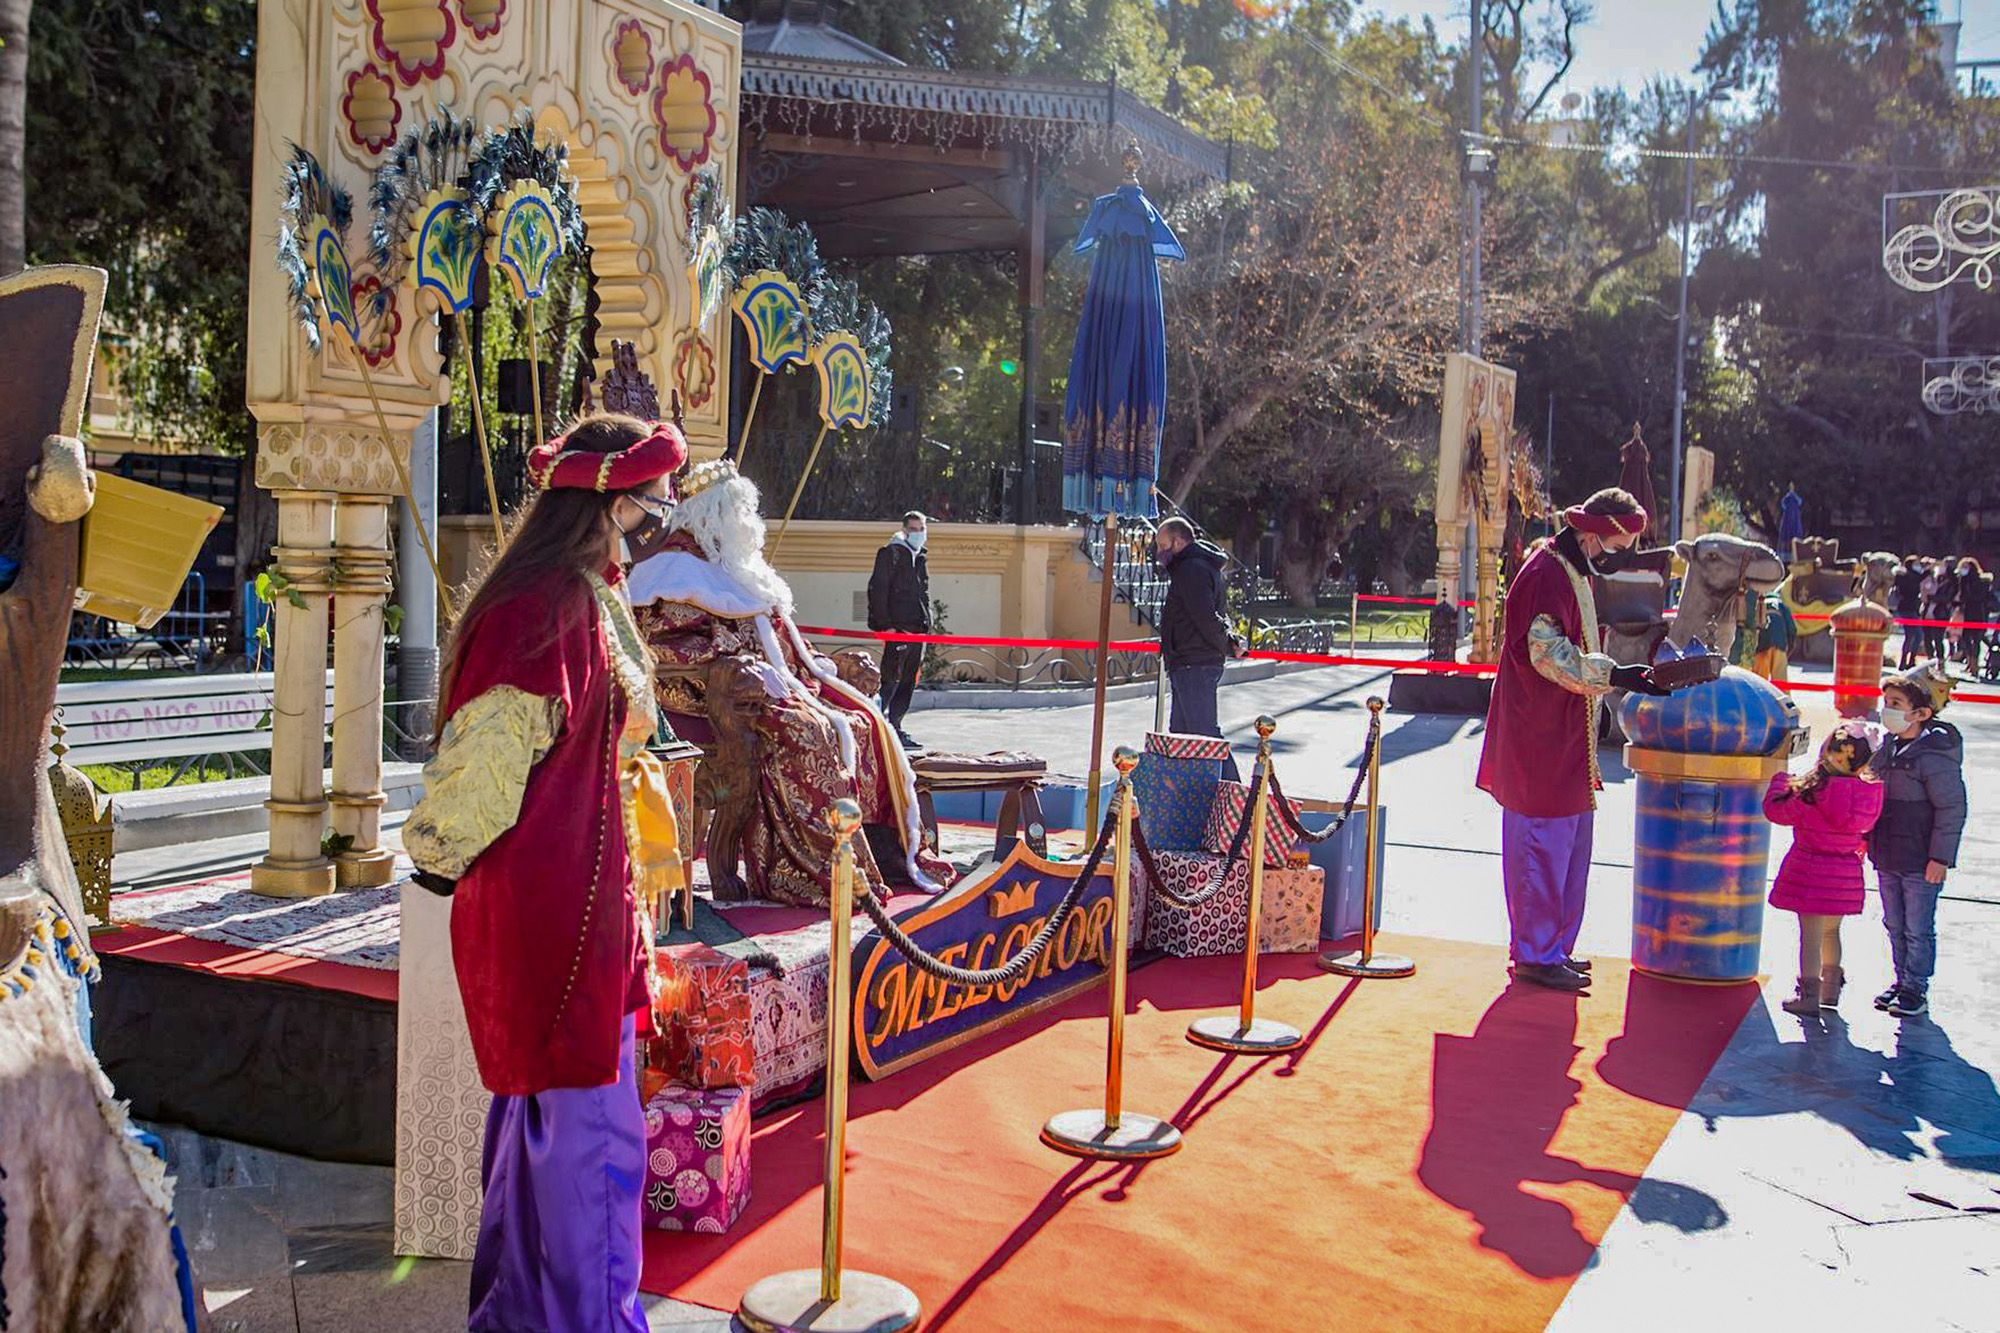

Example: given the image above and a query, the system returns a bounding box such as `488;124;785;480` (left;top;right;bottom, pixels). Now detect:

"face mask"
905;528;926;551
1880;707;1912;734
1587;545;1636;576
616;497;670;564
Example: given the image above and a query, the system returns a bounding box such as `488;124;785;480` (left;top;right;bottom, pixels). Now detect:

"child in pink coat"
1763;724;1885;1016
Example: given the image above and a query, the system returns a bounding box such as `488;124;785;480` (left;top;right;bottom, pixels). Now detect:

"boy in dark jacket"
1154;516;1232;737
1867;663;1968;1018
867;512;929;747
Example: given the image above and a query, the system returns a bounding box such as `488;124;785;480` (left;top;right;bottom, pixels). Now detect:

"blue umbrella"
1062;161;1185;519
1062;148;1185;831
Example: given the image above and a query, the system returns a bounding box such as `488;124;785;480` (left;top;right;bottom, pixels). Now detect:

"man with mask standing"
1477;488;1670;991
868;511;930;749
1155;516;1233;737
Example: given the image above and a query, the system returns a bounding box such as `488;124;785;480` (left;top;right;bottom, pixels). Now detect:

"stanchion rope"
853;799;1119;988
1266;715;1379;846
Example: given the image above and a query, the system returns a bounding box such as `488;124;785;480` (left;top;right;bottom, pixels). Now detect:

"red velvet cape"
445;571;650;1095
1476;541;1600;818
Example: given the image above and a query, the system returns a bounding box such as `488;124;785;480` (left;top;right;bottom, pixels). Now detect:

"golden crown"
679;456;738;500
987;880;1040;919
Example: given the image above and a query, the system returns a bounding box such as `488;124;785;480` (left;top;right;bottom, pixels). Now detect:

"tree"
0;0;27;275
25;1;257;449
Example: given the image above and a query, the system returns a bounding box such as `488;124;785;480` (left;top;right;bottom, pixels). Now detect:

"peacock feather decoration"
367;107;482;318
724;206;827;301
276;145;356;352
811;273;893;426
460;111;586;252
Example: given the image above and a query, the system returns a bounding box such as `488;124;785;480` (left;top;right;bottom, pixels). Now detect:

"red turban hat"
1561;504;1648;538
526;422;688;493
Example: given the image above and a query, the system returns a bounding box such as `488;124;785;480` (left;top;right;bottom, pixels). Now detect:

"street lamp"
1669;78;1737;546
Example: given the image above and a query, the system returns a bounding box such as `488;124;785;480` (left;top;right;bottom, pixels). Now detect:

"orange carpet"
641;938;1756;1331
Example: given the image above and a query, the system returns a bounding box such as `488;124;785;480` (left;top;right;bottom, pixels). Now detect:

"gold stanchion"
1320;697;1414;979
1188;716;1304;1052
738;800;921;1333
1041;748;1184;1161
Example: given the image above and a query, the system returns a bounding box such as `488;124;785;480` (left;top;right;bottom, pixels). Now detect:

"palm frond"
685;167;735;254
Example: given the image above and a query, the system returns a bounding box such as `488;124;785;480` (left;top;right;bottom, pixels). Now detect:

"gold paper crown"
679;456;738;500
1887;661;1954;713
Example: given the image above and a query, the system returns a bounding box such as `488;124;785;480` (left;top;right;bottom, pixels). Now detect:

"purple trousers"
469;1014;648;1333
1501;809;1593;966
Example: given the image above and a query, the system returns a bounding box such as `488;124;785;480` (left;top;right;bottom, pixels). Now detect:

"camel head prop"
1666;533;1787;660
1855;551;1899;608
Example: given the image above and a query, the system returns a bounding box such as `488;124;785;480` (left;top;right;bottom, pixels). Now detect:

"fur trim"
627;550;772;619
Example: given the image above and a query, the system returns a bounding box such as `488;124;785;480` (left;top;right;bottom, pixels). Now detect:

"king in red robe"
1476;491;1662;990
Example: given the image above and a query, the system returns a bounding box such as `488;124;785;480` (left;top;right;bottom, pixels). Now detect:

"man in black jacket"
1154;516;1232;737
867;511;929;746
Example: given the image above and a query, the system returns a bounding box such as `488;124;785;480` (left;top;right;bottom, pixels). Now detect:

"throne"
654;646;886;901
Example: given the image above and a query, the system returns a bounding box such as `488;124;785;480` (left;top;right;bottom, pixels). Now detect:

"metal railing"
66;571;231;671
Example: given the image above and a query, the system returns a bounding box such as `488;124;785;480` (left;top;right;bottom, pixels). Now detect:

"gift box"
1294;805;1388;941
1135;849;1323;957
1131;731;1239;852
652;942;754;1089
642;1083;751;1234
1201;779;1302;868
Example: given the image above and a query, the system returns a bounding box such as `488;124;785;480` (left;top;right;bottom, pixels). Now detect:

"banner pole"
1189;716;1303;1052
737;800;921;1333
355;360;456;622
770;423;831;558
1320;698;1414;979
1084;515;1117;836
451;310;507;549
1041;749;1184;1161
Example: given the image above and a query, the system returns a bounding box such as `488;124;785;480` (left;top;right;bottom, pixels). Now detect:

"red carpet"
640;938;1755;1330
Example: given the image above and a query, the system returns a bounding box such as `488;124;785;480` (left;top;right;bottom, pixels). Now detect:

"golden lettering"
961;935;996;1008
1083;897;1115;965
929;944;971;1021
868;961;929;1047
995;922;1032;1001
1055;903;1086;971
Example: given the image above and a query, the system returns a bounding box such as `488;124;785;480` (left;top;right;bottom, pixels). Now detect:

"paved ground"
128;661;1999;1330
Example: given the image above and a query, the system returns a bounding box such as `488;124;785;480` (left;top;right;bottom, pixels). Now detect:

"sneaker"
1872;985;1901;1011
1514;962;1591;993
894;727;924;751
1886;988;1928;1018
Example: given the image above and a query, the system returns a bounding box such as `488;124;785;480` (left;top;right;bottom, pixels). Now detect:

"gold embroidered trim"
403;686;563;878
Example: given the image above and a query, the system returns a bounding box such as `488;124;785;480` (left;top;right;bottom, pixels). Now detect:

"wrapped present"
1201;779;1302;868
1294;805;1388;941
1136;849;1323;957
652;942;754;1089
1132;731;1239;852
642;1083;751;1234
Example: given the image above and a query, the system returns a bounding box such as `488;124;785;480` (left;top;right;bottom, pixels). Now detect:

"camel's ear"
1674;540;1697;563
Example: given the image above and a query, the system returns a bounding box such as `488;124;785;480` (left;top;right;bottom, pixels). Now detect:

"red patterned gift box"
1135;848;1324;957
1132;730;1239;852
652;942;754;1089
642;1083;751;1234
1201;779;1303;868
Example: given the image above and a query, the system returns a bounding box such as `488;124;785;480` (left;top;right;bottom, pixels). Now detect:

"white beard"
668;475;793;616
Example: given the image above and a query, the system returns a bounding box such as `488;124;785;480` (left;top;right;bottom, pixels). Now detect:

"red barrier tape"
800;624;2000;705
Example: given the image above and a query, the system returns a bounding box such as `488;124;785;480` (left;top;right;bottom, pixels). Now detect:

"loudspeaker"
497;359;556;416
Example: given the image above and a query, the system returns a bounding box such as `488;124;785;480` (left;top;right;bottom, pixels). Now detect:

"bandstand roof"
738;2;1228;258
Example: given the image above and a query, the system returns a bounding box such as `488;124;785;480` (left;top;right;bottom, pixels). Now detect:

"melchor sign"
852;843;1116;1079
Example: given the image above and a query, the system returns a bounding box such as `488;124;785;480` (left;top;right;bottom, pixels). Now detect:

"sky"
1355;0;2000;96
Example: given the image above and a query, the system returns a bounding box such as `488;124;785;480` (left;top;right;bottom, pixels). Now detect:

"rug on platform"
640;939;1756;1332
110;876;403;970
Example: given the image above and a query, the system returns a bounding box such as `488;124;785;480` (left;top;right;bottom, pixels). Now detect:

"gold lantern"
47;713;113;925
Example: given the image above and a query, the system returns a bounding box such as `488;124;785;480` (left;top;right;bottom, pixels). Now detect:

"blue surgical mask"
905;528;926;551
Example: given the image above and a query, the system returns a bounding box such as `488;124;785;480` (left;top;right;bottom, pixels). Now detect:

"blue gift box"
1296;806;1388;941
1038;776;1116;833
1131;731;1238;852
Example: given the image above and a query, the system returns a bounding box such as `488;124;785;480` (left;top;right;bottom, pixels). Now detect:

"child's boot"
1781;977;1821;1016
1819;965;1845;1007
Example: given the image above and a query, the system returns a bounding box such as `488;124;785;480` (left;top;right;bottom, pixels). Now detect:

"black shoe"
894;727;925;752
1872;985;1900;1011
1564;957;1592;974
1886;988;1928;1018
1514;962;1591;992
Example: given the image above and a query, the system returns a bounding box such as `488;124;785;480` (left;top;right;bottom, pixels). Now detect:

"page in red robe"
1477;542;1601;818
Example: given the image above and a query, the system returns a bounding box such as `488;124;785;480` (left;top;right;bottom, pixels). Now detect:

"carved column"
330;495;397;888
252;490;338;898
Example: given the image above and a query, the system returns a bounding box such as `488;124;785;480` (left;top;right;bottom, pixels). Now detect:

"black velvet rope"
1266;718;1379;846
853;796;1120;988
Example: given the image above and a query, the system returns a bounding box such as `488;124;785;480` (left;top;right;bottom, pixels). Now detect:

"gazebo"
734;0;1227;522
